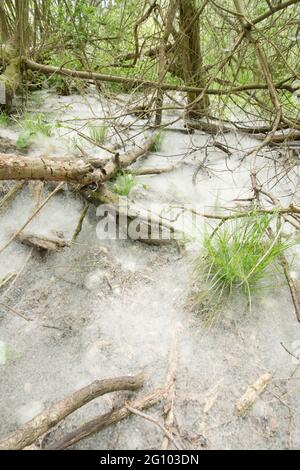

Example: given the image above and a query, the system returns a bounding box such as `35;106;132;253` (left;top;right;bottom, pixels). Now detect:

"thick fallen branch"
0;373;144;450
46;327;184;450
0;134;157;184
45;386;164;450
0;153;103;184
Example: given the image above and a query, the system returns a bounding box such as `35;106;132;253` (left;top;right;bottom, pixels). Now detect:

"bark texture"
178;0;209;118
0;133;157;184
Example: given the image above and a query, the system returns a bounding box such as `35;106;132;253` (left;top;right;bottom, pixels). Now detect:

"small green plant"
195;213;295;304
89;125;107;144
20;112;52;137
16;131;32;149
113;172;137;196
150;130;164;152
0;111;9;127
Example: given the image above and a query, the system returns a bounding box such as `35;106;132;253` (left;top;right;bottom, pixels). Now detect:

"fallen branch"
0;134;157;184
0;373;144;450
45;386;164;450
236;373;272;416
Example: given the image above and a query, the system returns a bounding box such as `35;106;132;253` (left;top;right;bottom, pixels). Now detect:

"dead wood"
236;373;272;416
132;166;176;175
16;231;70;252
0;373;144;450
0;134;157;184
45;386;164;450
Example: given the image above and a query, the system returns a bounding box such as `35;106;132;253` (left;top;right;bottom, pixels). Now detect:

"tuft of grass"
20;112;52;136
150;130;164;152
113;172;137;196
195;213;295;304
89;125;107;144
0;111;9;127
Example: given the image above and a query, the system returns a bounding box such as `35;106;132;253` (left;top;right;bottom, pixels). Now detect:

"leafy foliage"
21;113;52;136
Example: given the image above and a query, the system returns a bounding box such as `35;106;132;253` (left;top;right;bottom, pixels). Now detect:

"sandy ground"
0;89;300;450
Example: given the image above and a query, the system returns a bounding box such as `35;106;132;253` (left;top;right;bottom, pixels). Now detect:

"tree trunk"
178;0;209;119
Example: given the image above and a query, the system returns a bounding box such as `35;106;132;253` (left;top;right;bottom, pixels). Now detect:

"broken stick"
236;373;272;416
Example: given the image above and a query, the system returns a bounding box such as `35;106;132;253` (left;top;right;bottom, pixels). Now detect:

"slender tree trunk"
178;0;209;119
155;0;178;126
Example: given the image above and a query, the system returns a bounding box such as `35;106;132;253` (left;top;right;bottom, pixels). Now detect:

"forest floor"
0;88;300;450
